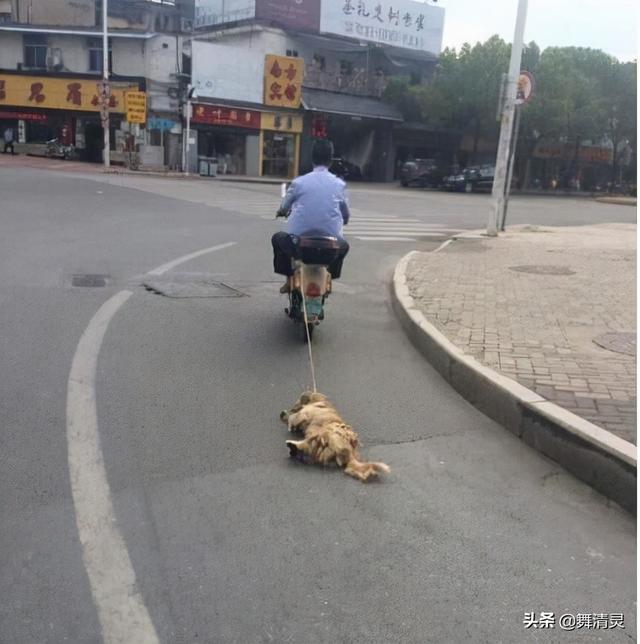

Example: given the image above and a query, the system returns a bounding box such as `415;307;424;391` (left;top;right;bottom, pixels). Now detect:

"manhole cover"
593;332;636;356
72;274;110;287
142;272;246;298
509;265;576;276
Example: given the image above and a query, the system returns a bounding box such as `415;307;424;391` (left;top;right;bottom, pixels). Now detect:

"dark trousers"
271;232;349;279
3;142;15;155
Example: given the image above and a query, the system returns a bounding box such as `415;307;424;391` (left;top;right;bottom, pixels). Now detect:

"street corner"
390;231;637;513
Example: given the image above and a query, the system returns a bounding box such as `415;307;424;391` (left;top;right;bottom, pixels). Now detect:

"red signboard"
0;110;48;122
192;103;261;129
256;0;321;32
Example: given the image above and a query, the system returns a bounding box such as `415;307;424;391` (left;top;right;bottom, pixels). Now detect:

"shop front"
0;72;139;161
191;102;302;178
192;103;262;176
300;87;403;181
260;112;302;179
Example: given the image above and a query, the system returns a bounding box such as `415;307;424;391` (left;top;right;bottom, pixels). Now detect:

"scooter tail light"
305;282;323;297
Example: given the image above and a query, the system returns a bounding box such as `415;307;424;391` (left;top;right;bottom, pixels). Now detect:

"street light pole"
182;84;194;175
102;0;110;169
487;0;528;235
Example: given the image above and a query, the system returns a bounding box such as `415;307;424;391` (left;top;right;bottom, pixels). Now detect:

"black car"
442;165;496;193
400;158;446;188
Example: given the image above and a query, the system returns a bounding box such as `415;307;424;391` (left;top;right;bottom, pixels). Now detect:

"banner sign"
264;54;304;108
256;0;321;32
0;75;136;113
260;112;303;133
0;110;48;121
192;103;261;129
320;0;444;54
125;91;147;124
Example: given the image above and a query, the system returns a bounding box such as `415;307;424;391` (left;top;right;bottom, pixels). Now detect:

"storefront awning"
301;88;403;122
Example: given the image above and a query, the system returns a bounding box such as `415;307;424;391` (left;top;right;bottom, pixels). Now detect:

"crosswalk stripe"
346;231;447;237
355;236;418;241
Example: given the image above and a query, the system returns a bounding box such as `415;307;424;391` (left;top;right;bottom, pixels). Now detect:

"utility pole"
487;0;528;236
182;84;194;175
102;0;110;169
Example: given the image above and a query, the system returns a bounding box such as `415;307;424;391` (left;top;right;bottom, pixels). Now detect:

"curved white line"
147;241;237;276
67;241;237;642
67;290;159;644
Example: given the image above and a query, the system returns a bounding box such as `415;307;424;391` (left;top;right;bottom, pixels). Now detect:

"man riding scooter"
272;139;350;293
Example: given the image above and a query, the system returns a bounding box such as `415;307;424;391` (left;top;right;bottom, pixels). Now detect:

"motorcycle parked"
45;138;78;160
276;210;340;343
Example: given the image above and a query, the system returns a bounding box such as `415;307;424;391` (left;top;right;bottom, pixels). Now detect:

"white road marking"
355;236;418;241
347;231;447;237
67;290;160;644
67;241;237;643
147;241;236;276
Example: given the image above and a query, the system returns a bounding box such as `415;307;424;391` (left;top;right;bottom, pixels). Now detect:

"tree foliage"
384;37;637;176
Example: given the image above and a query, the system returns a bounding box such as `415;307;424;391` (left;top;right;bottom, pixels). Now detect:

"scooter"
45;138;78;160
276;210;340;343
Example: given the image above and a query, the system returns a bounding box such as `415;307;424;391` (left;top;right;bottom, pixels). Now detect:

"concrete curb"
391;250;637;514
595;196;637;206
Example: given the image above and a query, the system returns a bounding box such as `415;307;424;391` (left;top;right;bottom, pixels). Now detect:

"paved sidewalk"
406;224;636;444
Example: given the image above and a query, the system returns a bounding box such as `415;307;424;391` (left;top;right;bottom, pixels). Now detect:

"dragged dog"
280;392;390;482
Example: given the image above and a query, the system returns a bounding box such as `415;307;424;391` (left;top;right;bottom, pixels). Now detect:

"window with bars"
24;34;47;69
88;37;112;73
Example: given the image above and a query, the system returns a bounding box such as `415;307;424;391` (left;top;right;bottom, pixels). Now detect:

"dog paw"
286;441;298;458
280;410;289;421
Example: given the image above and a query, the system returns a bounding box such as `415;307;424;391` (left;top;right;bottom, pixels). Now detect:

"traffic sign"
515;71;535;105
125;91;147;124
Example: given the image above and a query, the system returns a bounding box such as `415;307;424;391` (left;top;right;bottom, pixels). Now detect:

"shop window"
26;120;57;143
88;37;112;74
24;34;47;69
262;131;295;178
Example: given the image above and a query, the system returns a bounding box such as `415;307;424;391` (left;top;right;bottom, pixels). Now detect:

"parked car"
442;165;496;193
400;158;447;188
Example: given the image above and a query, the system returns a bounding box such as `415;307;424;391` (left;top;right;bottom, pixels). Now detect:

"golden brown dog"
280;392;390;482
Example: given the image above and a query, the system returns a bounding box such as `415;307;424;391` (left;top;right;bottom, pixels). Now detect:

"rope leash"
298;267;318;393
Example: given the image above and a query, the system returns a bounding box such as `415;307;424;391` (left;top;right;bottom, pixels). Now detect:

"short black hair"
312;139;334;166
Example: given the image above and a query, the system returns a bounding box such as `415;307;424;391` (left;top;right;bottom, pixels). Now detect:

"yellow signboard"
260;112;303;134
264;54;304;109
125;91;147;124
0;74;137;114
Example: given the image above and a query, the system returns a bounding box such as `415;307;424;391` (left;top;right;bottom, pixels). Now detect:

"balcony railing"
303;67;388;98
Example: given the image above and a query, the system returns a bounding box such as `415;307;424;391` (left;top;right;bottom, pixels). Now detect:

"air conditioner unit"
180;17;193;32
46;48;63;71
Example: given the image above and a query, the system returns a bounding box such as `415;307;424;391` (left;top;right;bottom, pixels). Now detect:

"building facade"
188;0;445;180
0;0;193;168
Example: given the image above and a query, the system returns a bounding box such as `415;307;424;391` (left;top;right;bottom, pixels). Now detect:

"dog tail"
344;457;391;482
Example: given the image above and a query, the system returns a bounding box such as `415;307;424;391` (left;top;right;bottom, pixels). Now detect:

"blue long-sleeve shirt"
280;166;350;239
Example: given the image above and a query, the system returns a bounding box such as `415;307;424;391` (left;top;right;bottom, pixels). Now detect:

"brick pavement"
406;224;636;444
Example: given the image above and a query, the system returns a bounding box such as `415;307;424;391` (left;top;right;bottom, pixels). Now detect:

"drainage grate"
72;274;110;287
593;332;636;357
142;272;246;298
509;265;576;276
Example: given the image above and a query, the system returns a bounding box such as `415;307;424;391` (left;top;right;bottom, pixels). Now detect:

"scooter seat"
297;235;341;250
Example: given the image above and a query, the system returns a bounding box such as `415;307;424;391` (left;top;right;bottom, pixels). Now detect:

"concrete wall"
192;28;289;104
245;133;260;176
112;38;146;77
144;35;179;83
16;0;96;26
0;32;22;69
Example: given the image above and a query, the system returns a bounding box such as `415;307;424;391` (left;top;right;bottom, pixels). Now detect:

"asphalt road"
0;167;635;644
